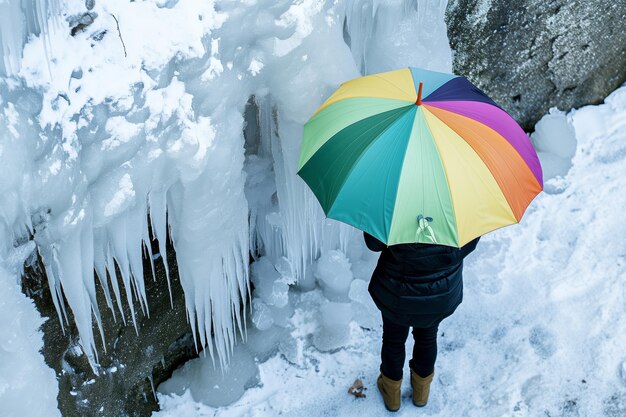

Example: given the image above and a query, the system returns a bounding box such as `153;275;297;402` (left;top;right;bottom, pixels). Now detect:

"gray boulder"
445;0;626;130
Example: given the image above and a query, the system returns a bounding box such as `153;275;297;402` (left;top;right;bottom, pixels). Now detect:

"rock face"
445;0;626;130
23;238;197;417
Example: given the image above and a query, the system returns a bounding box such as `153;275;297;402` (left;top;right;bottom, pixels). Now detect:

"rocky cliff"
446;0;626;130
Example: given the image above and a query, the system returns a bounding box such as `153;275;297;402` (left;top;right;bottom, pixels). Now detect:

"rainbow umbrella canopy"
298;67;543;247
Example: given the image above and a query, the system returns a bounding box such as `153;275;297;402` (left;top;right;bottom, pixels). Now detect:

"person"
364;231;480;411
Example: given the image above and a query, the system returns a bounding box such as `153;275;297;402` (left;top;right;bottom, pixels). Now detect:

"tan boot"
376;372;402;412
410;369;434;407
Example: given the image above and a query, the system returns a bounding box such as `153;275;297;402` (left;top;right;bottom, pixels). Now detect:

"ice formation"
314;250;353;302
0;0;62;77
157;343;259;408
1;0;250;372
531;109;577;188
343;0;451;74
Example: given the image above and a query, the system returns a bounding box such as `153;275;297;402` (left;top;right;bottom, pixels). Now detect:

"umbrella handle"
416;81;423;105
415;215;437;243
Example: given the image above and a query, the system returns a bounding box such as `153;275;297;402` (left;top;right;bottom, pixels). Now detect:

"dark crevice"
21;215;198;417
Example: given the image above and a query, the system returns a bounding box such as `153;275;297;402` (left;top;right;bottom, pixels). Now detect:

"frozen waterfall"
0;0;451;412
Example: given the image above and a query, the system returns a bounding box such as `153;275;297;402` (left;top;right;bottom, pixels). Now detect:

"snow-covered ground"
1;0;625;416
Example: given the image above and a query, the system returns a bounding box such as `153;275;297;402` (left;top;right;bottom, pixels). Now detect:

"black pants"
381;315;439;381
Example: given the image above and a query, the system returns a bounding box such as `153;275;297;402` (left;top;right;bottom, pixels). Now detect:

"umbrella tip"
416;81;423;105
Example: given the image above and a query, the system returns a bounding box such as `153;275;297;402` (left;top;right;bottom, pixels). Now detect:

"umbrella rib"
385;108;458;246
419;108;461;246
370;74;416;101
423;105;539;222
324;107;414;210
424;101;543;186
300;98;414;169
377;111;416;241
422;76;501;109
422;107;518;244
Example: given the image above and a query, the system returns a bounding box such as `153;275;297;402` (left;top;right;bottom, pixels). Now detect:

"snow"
0;244;60;417
531;108;577;188
0;0;624;416
313;301;353;352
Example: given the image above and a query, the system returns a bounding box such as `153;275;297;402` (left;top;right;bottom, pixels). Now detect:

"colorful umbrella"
298;67;543;247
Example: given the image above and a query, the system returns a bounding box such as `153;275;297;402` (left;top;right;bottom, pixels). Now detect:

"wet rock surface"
445;0;626;130
22;237;197;417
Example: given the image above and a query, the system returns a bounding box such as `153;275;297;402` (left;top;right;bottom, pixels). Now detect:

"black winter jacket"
365;232;480;328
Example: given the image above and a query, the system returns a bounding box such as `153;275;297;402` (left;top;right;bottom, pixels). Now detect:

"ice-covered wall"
1;0;249;372
0;4;64;413
0;0;62;77
253;0;451;287
1;1;451;412
343;0;450;74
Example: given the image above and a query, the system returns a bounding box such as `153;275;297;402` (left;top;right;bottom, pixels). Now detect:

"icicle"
269;102;327;282
166;114;250;369
93;228;116;319
107;215;139;333
342;0;375;74
0;0;24;76
342;0;452;74
40;247;69;329
30;210;69;329
80;210;106;352
35;0;54;81
148;375;157;402
126;204;149;318
52;228;99;371
105;244;126;325
141;204;157;285
149;190;173;307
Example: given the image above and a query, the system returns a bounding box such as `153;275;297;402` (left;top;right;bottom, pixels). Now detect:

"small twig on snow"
110;13;127;57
